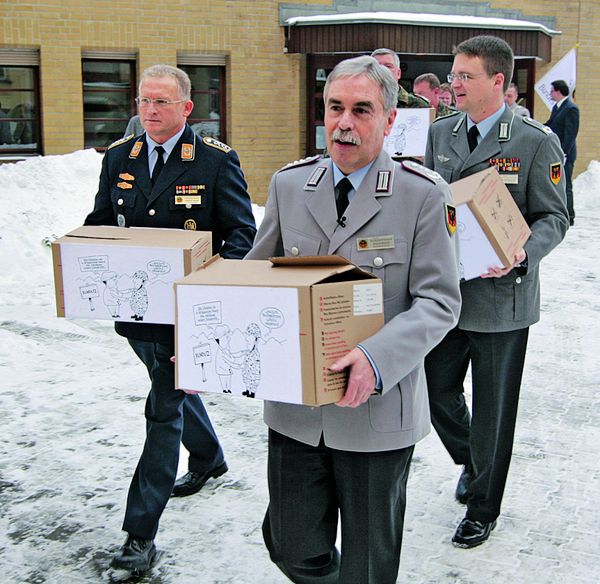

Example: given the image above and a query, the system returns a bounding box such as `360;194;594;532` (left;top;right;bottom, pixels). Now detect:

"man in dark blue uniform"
85;64;256;572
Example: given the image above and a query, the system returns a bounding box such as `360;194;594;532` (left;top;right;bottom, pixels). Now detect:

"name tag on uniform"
356;235;395;251
175;195;202;205
500;174;519;185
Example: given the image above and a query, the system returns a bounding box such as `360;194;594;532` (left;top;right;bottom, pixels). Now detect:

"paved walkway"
1;173;599;583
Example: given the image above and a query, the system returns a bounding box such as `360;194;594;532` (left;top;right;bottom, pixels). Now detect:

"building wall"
491;0;596;180
0;0;330;203
0;0;595;203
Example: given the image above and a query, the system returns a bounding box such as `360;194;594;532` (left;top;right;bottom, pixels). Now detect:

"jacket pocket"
350;241;408;301
494;275;530;321
282;227;322;256
368;380;414;432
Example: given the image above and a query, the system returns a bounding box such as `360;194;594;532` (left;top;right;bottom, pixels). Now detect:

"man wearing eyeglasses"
424;36;568;548
85;64;256;573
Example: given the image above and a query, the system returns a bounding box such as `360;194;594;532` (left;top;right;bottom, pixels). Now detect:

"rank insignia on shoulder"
434;110;460;122
550;162;562;185
117;181;133;190
108;134;135;149
523;117;553;135
445;203;457;236
203;136;231;153
119;173;135;181
282;155;322;173
401;160;443;184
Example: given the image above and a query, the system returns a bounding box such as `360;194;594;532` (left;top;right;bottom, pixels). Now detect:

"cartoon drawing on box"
100;271;124;318
128;270;149;321
241;323;261;398
213;324;238;393
390;115;423;156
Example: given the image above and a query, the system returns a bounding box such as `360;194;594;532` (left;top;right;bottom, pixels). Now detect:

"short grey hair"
324;56;399;113
370;48;400;69
139;64;191;100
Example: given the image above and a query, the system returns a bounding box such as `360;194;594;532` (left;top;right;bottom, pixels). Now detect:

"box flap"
450;168;494;205
270;255;377;283
176;257;378;287
58;225;210;248
270;255;350;267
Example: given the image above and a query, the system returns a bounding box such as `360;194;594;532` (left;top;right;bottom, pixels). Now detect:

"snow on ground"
0;151;599;583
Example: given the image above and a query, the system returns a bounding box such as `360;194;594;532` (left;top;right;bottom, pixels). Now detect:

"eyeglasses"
447;73;481;83
135;96;187;107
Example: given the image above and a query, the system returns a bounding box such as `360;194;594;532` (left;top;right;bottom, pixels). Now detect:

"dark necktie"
336;177;353;219
467;125;479;153
151;145;165;185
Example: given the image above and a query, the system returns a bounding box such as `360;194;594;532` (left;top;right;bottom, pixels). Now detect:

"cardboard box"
175;256;384;406
383;107;436;158
450;168;531;280
52;226;212;324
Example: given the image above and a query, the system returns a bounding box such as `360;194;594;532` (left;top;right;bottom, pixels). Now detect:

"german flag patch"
550;162;562;185
445;203;457;236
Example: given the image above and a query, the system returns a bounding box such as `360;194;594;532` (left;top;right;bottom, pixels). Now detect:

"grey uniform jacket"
425;107;569;333
246;150;461;452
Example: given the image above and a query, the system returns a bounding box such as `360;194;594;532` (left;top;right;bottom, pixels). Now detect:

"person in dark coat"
545;79;580;225
85;64;256;573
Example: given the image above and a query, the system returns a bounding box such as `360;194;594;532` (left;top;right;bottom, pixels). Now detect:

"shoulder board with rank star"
280;154;322;172
433;110;460;123
108;134;135;149
523;117;553;135
401;160;444;184
202;136;232;152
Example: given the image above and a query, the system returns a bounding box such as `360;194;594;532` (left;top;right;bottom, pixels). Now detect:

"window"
82;58;135;149
178;55;227;142
0;63;41;155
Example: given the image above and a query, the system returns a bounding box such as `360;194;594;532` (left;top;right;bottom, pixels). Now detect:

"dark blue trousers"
124;338;225;540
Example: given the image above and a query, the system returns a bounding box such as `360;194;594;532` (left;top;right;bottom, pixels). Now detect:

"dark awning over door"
283;13;559;61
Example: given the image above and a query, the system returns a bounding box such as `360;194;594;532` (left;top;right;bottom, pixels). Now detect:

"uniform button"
117;198;124;206
186;203;192;209
291;246;299;256
148;209;156;216
515;276;522;284
373;257;384;267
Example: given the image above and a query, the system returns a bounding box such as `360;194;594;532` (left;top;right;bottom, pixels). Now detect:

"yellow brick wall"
0;0;330;203
491;0;597;179
0;0;596;201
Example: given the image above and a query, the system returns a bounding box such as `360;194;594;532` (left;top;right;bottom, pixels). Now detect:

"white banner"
534;48;577;112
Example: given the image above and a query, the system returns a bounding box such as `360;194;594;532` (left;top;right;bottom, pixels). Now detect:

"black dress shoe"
452;517;497;548
110;534;156;571
171;461;228;497
455;464;473;504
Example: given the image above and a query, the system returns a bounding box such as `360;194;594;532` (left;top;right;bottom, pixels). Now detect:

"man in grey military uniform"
424;35;569;549
247;56;461;583
504;83;531;117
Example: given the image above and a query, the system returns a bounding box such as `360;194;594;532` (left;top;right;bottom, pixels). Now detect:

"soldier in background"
414;73;455;118
504;83;531;117
371;48;430;109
